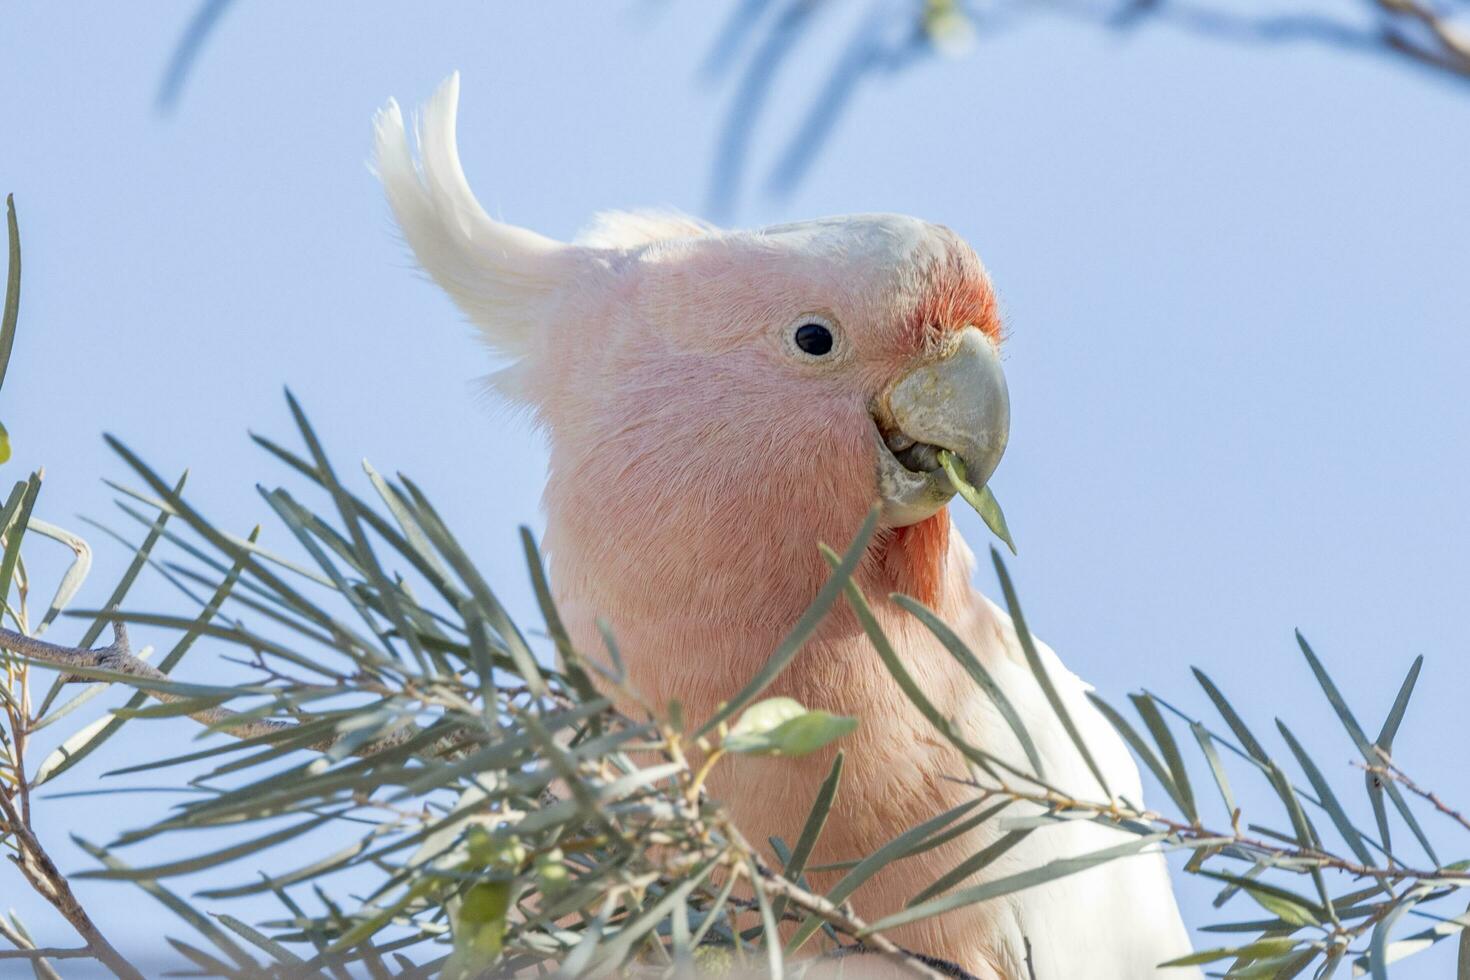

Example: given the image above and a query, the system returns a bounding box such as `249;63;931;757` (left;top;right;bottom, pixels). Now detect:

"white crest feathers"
373;72;571;398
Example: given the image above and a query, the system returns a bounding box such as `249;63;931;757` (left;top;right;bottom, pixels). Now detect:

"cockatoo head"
376;75;1008;614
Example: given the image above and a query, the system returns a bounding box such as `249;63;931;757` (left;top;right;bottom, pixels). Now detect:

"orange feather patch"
906;239;1001;352
885;509;951;607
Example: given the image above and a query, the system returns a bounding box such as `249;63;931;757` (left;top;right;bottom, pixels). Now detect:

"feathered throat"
883;510;951;608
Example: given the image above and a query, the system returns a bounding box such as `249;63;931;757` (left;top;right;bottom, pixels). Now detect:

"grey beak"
875;326;1010;526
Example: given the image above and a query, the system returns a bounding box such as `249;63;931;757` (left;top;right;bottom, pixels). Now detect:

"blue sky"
3;2;1469;974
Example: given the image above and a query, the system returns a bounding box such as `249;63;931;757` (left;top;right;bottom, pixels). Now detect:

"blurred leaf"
1459;905;1470;980
156;0;235;110
443;881;512;979
73;837;257;970
1160;937;1300;967
0;472;39;605
725;697;856;757
1369;884;1435;980
1;194;19;398
79;813;335;880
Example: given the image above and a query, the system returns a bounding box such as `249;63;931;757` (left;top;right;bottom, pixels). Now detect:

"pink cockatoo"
374;74;1198;979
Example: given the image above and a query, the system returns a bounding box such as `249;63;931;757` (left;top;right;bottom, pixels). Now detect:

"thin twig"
0;792;143;979
0;947;98;960
0;622;442;756
1365;754;1470;837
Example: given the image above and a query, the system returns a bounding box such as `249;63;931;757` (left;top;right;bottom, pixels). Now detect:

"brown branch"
0;622;450;757
1374;0;1470;77
0;792;143;979
961;774;1470;886
0;947;98;960
750;870;968;980
1365;754;1470;837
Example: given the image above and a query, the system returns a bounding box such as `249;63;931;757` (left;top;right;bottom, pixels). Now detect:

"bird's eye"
794;322;834;356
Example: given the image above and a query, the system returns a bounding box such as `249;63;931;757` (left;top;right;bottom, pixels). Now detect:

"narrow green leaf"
24;518;92;633
992;549;1111;798
0;471;40;604
1296;630;1437;864
1160;937;1301;967
72;837;256;970
585;857;718;975
909;829;1033;905
1192;668;1270;766
1244;885;1319;928
1376;656;1422;754
399;477;545;696
285;390;431;670
167;939;240;977
786;797;984;953
869;833;1168;934
938;450;1015;554
520;526;598;703
362;459;454;586
214;913;305;965
770;750;843;924
825;548;1026;786
80;813;336;880
1276;720;1375;868
197;830;387;899
35;472;187;722
695;506;878;738
1131;693;1197;822
1087;693;1179;809
747;858;783;979
1459;902;1470;980
34;531;257;785
0;195;20;396
1197;871;1328;924
1188;721;1236;817
895;593;1045;779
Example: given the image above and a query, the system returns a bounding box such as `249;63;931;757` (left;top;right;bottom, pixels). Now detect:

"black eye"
794;322;834;356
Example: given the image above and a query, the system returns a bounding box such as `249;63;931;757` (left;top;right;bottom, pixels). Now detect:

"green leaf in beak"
938;449;1015;554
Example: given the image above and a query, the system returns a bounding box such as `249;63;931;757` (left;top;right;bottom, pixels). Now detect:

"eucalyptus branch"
0;792;142;979
1365;752;1470;838
972;775;1469;886
0;622;443;757
1375;0;1470;77
751;869;957;980
0;947;98;960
